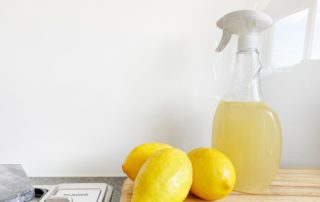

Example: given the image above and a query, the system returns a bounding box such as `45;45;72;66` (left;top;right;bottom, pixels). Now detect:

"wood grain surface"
120;169;320;202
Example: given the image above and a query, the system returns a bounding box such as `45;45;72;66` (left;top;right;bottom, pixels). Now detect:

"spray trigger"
216;31;232;52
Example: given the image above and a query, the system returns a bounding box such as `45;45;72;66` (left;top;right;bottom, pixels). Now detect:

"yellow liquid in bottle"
212;101;282;193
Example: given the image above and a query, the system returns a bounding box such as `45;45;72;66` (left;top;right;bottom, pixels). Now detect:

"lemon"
132;148;193;202
122;142;171;181
188;147;236;200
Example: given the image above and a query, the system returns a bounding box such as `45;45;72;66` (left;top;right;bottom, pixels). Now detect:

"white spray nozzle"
215;10;273;52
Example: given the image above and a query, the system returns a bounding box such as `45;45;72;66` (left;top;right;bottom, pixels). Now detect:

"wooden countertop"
120;169;320;201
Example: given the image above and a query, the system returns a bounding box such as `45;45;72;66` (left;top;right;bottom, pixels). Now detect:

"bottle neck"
223;49;262;102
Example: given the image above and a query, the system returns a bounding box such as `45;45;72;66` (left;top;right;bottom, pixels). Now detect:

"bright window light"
311;0;320;59
271;9;308;67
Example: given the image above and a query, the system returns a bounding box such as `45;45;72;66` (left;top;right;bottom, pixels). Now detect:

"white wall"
0;0;318;176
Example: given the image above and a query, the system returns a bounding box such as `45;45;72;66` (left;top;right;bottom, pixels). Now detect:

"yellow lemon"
132;148;192;202
188;147;236;200
122;142;171;181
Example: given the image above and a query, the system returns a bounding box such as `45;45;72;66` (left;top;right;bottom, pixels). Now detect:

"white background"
0;0;319;176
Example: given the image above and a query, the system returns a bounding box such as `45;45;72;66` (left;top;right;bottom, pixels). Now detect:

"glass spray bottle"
212;10;282;193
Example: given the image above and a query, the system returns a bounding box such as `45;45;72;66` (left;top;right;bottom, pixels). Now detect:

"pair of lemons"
122;143;236;202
